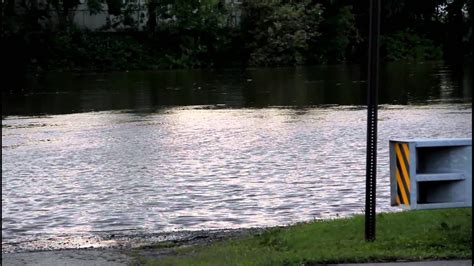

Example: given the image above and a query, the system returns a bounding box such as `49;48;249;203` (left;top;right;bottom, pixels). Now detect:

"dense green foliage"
1;0;472;73
241;0;323;66
46;29;153;70
382;29;443;61
317;5;361;63
133;208;472;265
152;0;234;68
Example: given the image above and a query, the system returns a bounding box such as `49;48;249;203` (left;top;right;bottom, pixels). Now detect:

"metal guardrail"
390;138;472;210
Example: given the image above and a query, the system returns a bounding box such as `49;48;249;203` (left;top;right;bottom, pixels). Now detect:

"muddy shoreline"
2;227;269;265
2;226;268;254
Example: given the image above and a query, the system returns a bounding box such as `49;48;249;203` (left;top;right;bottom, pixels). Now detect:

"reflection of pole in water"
438;68;453;102
462;65;472;100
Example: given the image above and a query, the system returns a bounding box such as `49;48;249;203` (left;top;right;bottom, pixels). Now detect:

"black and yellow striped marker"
394;143;411;206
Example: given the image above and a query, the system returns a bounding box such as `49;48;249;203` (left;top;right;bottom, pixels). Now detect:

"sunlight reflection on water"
1;104;472;252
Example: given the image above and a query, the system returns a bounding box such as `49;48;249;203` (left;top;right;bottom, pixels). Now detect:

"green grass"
133;208;472;265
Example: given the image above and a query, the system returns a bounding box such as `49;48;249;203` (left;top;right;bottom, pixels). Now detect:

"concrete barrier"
390;138;472;209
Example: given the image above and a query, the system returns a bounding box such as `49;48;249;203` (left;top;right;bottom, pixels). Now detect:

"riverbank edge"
1;227;269;265
130;208;472;265
2;208;471;265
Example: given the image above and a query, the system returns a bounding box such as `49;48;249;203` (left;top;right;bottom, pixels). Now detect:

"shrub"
316;5;360;63
382;29;443;61
152;0;233;68
241;0;323;66
49;28;153;70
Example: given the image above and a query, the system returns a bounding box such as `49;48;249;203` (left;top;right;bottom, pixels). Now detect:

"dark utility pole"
365;0;380;242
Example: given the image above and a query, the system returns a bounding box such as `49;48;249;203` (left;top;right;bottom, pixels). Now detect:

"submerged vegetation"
132;208;472;265
1;0;472;74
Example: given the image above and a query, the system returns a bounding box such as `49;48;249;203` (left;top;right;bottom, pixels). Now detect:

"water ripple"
2;104;472;252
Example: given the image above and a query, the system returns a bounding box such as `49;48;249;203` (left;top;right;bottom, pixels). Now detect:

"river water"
2;61;472;252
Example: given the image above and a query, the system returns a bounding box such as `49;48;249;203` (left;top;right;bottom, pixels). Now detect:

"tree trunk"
147;1;157;33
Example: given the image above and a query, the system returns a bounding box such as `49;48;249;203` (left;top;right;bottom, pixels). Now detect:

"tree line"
1;0;472;74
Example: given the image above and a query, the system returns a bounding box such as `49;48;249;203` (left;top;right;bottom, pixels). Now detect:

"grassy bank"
132;208;472;265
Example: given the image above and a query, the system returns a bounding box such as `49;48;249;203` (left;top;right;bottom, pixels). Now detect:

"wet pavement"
2;250;471;266
2;249;132;266
1;227;265;265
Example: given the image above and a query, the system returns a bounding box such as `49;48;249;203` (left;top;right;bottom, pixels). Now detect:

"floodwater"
2;61;472;253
